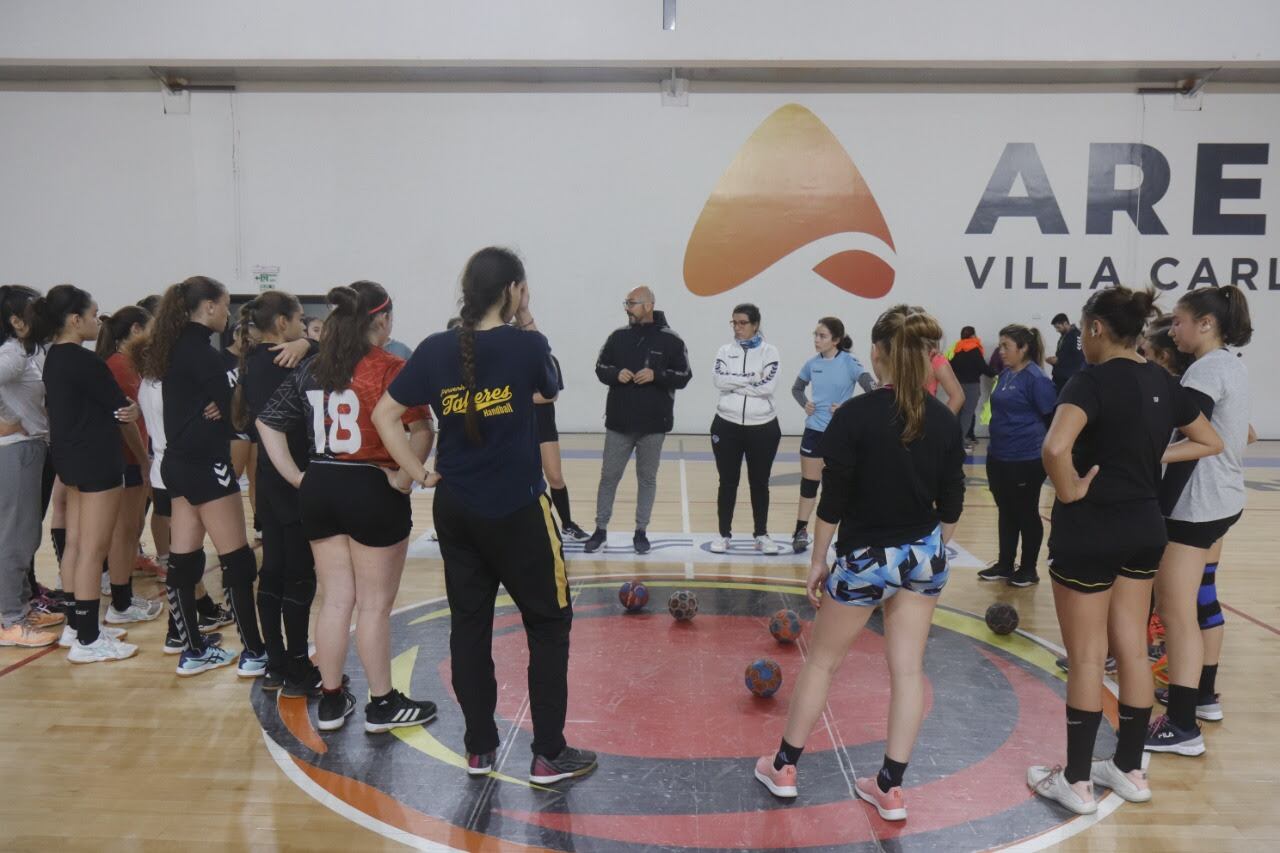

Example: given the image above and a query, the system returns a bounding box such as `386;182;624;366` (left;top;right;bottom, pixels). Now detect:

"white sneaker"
105;597;163;623
755;535;780;555
1090;758;1151;803
709;537;729;554
67;634;139;664
60;623;128;647
1027;765;1097;814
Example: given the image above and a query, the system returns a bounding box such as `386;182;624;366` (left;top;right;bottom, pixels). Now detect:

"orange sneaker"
0;618;59;648
26;609;64;630
753;756;798;798
855;777;907;821
135;554;165;579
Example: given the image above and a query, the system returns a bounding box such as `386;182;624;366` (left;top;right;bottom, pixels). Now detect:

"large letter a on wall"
683;104;896;299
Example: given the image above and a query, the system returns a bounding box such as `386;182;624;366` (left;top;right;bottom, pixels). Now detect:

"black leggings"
710;416;781;538
256;475;316;670
986;456;1047;572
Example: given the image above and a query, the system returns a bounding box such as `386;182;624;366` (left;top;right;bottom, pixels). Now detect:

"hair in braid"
457;247;525;446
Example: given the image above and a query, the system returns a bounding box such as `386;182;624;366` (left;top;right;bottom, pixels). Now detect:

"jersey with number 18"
256;347;430;467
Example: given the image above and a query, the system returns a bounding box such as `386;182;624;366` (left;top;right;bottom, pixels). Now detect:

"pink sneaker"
753;756;798;798
855;777;907;821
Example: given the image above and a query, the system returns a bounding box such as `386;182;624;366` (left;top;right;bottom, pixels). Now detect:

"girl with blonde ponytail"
755;305;966;820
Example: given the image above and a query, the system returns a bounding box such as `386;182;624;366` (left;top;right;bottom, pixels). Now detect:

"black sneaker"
364;689;438;734
1008;569;1040;588
529;745;598;784
791;528;810;554
198;604;234;633
164;631;221;656
262;667;287;691
633;530;650;555
562;522;590;542
977;562;1014;582
282;660;349;698
583;528;607;554
317;688;356;731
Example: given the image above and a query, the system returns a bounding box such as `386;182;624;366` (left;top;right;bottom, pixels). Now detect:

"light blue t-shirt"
798;351;868;431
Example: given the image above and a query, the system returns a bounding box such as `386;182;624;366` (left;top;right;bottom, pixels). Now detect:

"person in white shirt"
710;303;782;554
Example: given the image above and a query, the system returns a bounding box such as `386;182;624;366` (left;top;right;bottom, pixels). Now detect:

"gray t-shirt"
1170;348;1249;522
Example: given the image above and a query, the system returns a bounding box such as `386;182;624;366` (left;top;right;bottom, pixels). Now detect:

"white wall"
1;88;1277;434
2;0;1278;65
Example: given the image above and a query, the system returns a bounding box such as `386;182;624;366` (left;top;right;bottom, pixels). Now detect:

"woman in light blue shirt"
790;316;875;553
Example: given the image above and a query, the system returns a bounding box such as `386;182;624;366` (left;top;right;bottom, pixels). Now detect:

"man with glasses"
584;287;692;554
1046;312;1085;393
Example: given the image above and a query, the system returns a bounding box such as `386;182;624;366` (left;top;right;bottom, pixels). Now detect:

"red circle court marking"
438;614;932;759
495;647;1064;849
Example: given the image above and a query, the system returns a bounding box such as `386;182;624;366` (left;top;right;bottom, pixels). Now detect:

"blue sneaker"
237;650;269;678
176;644;237;677
1144;714;1206;756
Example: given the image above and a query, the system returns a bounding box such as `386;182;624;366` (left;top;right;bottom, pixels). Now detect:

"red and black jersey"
106;351;147;465
258;347;429;467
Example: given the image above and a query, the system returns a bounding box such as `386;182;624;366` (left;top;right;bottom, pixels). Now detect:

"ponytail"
142;276;227;379
231;291;303;431
457;247;526;446
1178;285;1253;348
0;285;40;346
871;307;943;444
313;281;389;393
95;305;151;360
23;284;92;354
818;316;853;352
998;323;1044;366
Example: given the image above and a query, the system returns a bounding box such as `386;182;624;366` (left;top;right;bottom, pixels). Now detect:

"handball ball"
985;602;1019;635
668;590;699;621
768;609;802;643
745;659;783;698
618;581;649;612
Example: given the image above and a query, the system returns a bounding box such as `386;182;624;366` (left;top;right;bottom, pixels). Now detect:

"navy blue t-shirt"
388;325;559;518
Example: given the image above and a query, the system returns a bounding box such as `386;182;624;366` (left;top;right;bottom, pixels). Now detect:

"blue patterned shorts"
825;526;950;607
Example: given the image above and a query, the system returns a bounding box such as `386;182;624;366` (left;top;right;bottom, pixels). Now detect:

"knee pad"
1197;562;1224;630
220;546;258;587
799;477;820;499
165;550;205;588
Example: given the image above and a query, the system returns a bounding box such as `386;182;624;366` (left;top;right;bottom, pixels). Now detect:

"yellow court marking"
388;645;555;792
931;607;1065;681
407;594;515;625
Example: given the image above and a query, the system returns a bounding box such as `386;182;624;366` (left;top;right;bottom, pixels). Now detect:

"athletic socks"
1114;703;1153;773
1166;684;1200;732
221;547;265;656
282;590;314;658
110;581;132;613
549;486;573;527
773;738;804;770
195;593;219;619
1064;705;1103;784
793;520;808;536
877;755;908;793
74;600;101;645
257;585;286;666
1198;664;1219;702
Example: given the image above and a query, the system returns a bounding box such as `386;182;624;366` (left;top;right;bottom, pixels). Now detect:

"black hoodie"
594;310;692;434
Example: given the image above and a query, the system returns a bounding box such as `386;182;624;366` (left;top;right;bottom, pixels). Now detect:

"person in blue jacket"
977;324;1058;587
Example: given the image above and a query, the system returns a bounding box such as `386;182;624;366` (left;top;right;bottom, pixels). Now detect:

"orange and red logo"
683;104;896;299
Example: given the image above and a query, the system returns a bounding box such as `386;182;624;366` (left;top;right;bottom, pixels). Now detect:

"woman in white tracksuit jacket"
710;303;782;554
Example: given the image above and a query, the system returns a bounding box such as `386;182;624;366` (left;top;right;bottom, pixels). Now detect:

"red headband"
368;297;391;315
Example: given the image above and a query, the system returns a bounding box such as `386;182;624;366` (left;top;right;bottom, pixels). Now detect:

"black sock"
51;528;66;566
26;562;38;595
221;549;265;655
370;691;392;704
282;591;314;659
323;685;343;696
1197;664;1218;701
75;600;101;645
1114;703;1152;773
877;755;908;792
549;486;573;527
1064;705;1103;784
257;586;286;667
195;593;218;618
793;520;808;535
773;738;804;770
110;582;132;613
1166;684;1199;731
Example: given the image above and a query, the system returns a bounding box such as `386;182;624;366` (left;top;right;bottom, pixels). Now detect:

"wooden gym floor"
2;434;1277;852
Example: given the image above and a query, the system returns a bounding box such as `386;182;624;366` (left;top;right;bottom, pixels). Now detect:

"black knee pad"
166;550;205;588
220;546;258;587
800;477;820;499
